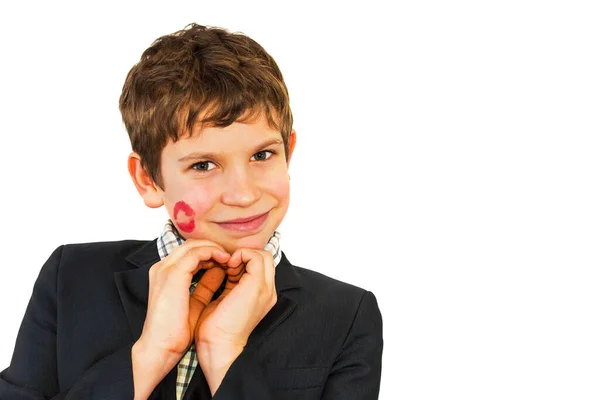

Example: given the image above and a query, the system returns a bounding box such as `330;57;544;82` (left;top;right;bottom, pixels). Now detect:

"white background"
0;1;599;399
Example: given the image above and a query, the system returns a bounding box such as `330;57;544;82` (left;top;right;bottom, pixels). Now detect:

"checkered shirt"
156;220;282;400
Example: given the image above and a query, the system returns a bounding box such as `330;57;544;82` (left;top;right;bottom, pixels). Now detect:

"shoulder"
29;239;156;302
45;239;157;277
59;239;154;260
291;263;367;296
274;254;382;354
281;252;369;293
279;253;379;317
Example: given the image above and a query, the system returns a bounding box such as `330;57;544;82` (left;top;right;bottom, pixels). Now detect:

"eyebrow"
178;137;284;163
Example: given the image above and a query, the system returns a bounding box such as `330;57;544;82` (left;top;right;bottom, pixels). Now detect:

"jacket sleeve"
320;290;383;399
0;246;136;400
211;290;384;399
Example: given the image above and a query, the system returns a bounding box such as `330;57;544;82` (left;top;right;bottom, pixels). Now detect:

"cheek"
264;170;291;205
173;201;195;233
170;186;217;233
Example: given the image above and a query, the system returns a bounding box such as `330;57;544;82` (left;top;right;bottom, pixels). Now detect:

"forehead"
164;114;283;157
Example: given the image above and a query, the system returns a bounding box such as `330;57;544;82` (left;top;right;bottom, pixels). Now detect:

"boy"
0;23;383;399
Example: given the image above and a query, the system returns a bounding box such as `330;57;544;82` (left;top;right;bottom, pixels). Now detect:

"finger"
230;249;275;293
163;239;228;265
226;249;243;270
189;266;226;338
217;284;234;299
226;263;246;283
153;244;229;279
260;250;276;287
223;273;241;291
176;246;230;276
188;295;206;338
226;261;245;276
228;249;264;281
227;248;264;271
191;267;226;306
197;259;224;271
241;249;273;285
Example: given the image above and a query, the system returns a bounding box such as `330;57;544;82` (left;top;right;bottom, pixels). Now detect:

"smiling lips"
216;211;270;232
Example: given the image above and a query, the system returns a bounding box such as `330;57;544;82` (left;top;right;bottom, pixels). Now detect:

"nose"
220;166;261;207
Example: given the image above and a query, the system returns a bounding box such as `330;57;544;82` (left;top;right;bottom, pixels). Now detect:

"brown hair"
119;23;293;188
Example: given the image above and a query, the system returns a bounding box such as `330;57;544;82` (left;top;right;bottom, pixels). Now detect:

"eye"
191;161;216;172
251;150;275;161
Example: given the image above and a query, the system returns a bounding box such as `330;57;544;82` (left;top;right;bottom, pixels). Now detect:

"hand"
191;254;246;343
194;249;277;394
141;240;230;356
132;240;231;400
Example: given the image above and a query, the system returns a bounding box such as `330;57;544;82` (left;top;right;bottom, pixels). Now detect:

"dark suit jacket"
0;240;383;399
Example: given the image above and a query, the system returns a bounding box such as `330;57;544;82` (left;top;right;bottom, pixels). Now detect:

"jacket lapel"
114;239;160;340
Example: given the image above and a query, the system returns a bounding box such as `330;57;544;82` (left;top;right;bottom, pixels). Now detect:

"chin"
224;233;272;252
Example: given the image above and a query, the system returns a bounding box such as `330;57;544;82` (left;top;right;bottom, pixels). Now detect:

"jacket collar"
114;239;301;343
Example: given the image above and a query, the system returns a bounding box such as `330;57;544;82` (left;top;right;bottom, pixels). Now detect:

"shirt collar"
157;220;282;266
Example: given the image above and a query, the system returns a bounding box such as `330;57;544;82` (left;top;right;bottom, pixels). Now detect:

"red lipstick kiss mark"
174;201;196;233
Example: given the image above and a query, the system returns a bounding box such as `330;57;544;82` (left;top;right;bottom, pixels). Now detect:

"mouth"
216;211;270;233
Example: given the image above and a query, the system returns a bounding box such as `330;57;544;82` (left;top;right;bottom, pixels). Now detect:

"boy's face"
151;114;295;254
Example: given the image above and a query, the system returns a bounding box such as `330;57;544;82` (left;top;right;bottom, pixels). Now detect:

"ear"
127;152;164;208
286;129;297;166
